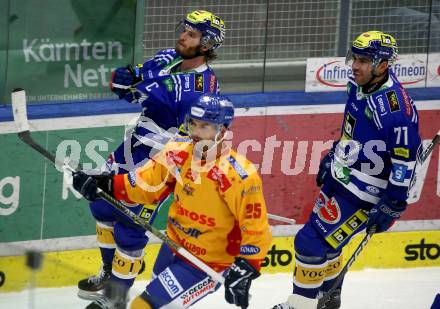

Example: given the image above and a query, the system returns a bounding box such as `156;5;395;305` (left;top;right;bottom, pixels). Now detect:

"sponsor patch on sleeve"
227;156;248;179
194;73;204;92
393;147;410;158
392;163;408;182
209;74;216;92
128;171;137;187
386;90;400;112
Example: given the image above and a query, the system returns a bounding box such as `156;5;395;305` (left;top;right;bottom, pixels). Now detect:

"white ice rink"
1;267;439;309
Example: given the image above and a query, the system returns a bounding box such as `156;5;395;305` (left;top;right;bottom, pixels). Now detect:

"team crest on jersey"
317;197;341;224
313;191;329;213
386;90;400;112
343;112;356;139
194;73;204;92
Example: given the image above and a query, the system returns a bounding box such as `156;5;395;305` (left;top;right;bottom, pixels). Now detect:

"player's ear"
377;60;389;75
200;45;210;54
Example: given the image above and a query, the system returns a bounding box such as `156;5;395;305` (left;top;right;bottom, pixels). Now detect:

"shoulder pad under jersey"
367;86;405;130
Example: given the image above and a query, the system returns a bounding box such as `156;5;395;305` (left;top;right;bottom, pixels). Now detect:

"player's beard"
176;42;204;59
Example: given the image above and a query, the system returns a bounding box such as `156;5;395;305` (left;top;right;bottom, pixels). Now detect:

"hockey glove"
72;171;113;201
225;258;260;308
366;195;407;234
110;65;142;99
316;150;334;187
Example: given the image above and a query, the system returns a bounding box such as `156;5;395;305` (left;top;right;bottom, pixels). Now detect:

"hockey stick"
418;131;440;163
11;88;225;284
317;131;440;307
268;214;296;225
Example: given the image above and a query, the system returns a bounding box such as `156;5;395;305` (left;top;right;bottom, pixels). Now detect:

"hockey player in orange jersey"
73;93;272;308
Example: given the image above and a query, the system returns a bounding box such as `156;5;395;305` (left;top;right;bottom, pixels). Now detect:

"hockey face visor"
345;30;398;69
176;10;225;50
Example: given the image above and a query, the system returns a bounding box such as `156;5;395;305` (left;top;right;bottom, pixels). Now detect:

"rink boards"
0;230;439;292
0;93;439;291
0;100;439;243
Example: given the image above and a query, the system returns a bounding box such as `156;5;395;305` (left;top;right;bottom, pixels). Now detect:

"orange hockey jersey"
113;137;272;271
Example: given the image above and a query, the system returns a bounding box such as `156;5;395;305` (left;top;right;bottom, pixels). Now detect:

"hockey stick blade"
268;214;296;225
11;89;66;170
10;90;225;284
11;88;30;133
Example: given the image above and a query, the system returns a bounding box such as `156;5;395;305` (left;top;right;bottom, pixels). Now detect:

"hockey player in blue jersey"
77;10;225;309
273;31;421;309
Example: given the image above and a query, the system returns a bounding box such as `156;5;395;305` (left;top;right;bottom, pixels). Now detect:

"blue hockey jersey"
329;71;421;208
131;49;219;140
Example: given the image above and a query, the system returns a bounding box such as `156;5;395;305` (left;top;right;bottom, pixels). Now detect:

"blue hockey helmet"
346;31;398;69
187;94;234;128
182;10;225;50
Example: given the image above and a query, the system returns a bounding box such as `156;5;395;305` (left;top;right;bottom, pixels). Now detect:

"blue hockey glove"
225;258;260;308
122;87;148;104
316;150;334;187
72;171;113;201
366;195;407;234
110;65;142;99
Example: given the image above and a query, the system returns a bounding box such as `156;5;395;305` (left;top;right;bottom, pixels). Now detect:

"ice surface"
1;267;439;309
